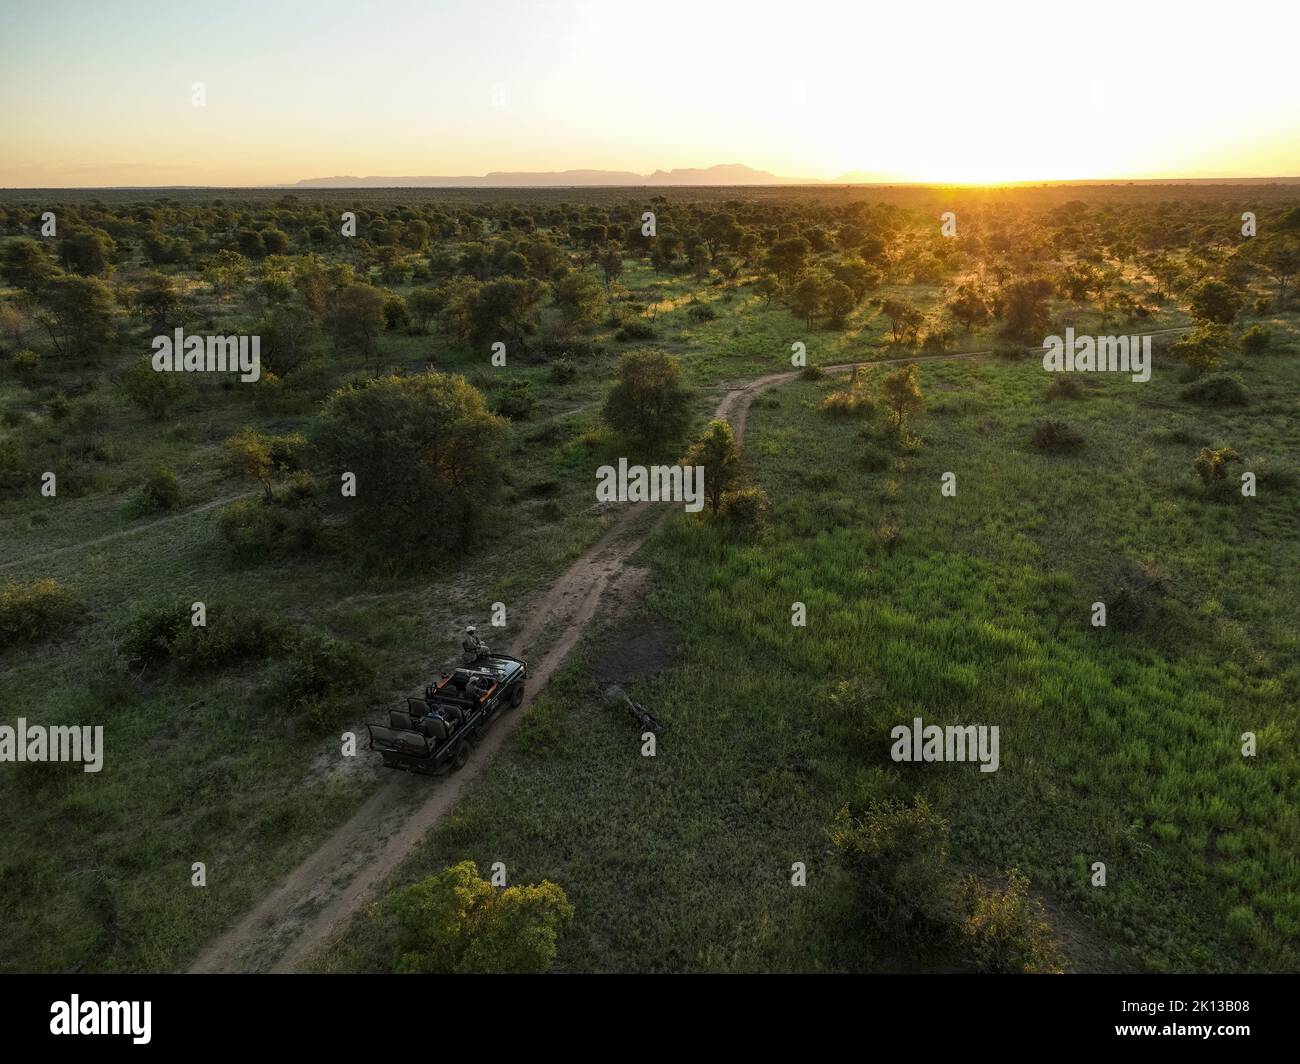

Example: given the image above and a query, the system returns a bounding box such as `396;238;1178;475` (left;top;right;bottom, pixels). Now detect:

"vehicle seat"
419;717;449;740
389;710;414;730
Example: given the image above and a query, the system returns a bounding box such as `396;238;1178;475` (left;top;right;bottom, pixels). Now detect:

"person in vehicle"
461;625;489;664
464;674;493;702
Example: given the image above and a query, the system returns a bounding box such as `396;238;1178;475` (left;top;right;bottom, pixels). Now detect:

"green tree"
58;228;116;276
37;274;116;358
315;373;507;553
1187;278;1242;325
1;238;55;295
882;362;924;438
680;418;742;514
325;283;388;370
1000;277;1054;341
602;350;691;448
552;267;605;330
388;860;573;974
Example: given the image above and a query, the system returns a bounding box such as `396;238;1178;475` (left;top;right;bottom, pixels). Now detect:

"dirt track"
187;330;1186;973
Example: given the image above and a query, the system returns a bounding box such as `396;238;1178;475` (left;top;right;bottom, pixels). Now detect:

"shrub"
686;302;717;322
993;342;1030;361
116;598;286;673
1179;373;1248;405
549;357;576;385
136;466;181;513
718;486;769;535
799;365;825;381
388;860;573;974
679;419;742;514
877;522;902;552
1193;445;1241;489
491;378;535;421
262;630;373;729
116;599;189;669
12;348;41;378
1240;324;1271;355
169;610;288;673
958;869;1066;974
1100;559;1167;631
821;386;874;418
1170;323;1233;374
829;797;955;939
603;350;691;447
1031;419;1085;453
122;357;186;419
218;496;324;559
0;579;77;647
614;321;656;341
1045;377;1085;400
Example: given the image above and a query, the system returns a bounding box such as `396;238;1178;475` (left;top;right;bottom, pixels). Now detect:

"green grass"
313;332;1300;974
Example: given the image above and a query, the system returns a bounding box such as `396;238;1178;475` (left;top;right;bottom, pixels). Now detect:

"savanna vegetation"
1;182;1296;973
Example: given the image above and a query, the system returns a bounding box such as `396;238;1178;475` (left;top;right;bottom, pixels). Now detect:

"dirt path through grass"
186;327;1187;973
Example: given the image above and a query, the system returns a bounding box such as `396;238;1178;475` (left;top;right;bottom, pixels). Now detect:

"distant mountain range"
287;164;1300;189
289;164;844;188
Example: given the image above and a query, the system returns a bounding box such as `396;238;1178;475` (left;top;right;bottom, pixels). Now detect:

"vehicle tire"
509;682;525;709
451;741;470;770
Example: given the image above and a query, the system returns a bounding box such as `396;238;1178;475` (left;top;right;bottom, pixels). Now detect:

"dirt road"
187;329;1186;972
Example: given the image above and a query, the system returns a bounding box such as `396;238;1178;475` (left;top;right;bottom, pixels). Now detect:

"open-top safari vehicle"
366;653;527;775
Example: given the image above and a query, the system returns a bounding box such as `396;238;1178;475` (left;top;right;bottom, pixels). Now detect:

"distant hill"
287;165;1300;189
289;164;828;188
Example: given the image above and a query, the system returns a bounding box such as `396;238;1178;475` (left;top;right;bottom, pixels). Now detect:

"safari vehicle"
366;654;527;775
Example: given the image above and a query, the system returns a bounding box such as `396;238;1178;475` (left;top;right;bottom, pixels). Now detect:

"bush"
135;466;181;513
614;321;656;341
388;860;573;974
1240;324;1271;355
1180;373;1248;406
993;342;1030;361
0;579;77;647
602;350;691;447
1031;419;1085;453
491;378;535;421
169;610;288;673
12;349;41;378
1180;372;1248;405
958;869;1066;974
1045;377;1085;400
262;630;374;729
799;365;825;381
821;386;874;418
1100;559;1167;631
718;486;769;535
218;496;324;559
116;599;189;669
1193;445;1241;489
829;797;955;939
686;302;717;322
116;598;286;673
122;357;186;419
548;357;576;385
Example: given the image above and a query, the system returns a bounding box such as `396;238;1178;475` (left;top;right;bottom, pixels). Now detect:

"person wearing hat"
461;625;489;664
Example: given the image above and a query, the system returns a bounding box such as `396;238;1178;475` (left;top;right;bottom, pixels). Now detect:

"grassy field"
2;188;1295;974
312;328;1300;974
